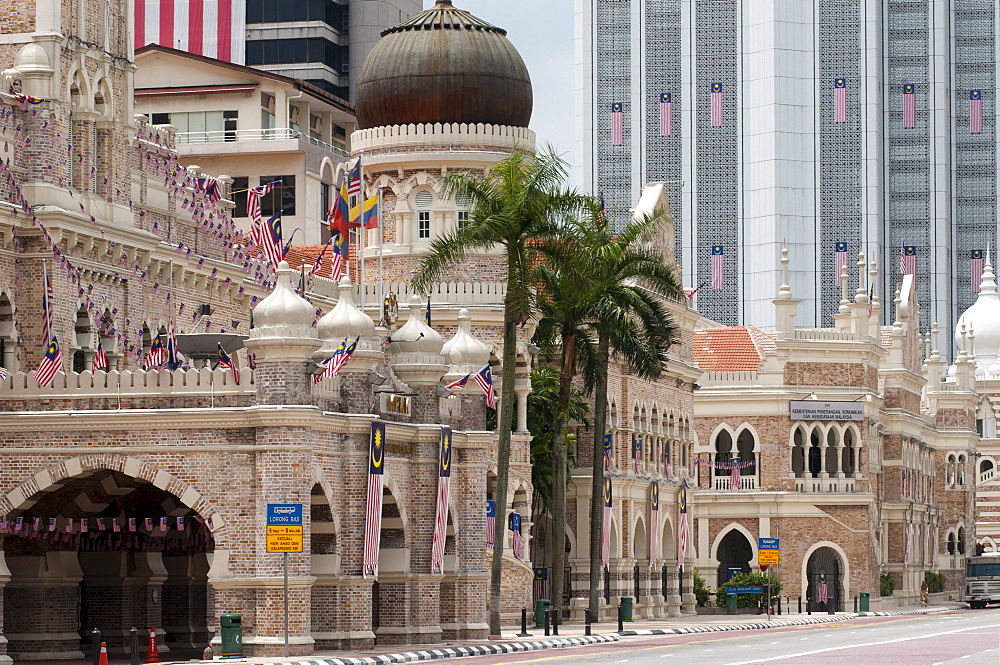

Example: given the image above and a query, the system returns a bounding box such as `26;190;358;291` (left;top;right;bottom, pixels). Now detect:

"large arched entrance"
3;468;214;662
715;529;752;584
805;547;843;612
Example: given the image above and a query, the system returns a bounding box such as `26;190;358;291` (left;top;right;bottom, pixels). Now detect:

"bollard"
585;608;592;636
130;627;139;665
617;604;624;633
807;598;811;615
518;607;531;637
552;607;559;636
777;596;782;615
543;609;551;637
797;596;802;613
91;628;101;665
854;595;858;613
828;600;835;615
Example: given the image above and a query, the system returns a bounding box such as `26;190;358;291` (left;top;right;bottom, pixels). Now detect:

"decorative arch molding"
310;466;342;538
632;514;648;559
710;522;757;563
318;157;337;184
659;513;675;558
800;541;851;600
381;470;410;531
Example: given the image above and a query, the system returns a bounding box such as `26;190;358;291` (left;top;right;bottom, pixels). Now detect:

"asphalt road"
466;609;1000;664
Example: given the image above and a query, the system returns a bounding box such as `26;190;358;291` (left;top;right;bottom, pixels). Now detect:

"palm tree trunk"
489;283;520;637
550;334;575;619
588;334;610;617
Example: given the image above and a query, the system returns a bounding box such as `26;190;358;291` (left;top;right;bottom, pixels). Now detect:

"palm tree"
412;149;591;636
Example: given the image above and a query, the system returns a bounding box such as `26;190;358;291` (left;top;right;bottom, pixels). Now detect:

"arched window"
947;531;956;555
414;189;433;240
958;455;967;486
0;293;15;373
958;527;967;555
713;430;733;478
808;429;822;478
841;428;857;476
736;429;757;476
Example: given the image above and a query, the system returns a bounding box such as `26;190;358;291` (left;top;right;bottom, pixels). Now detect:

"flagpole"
358;152;366;312
378;185;384;322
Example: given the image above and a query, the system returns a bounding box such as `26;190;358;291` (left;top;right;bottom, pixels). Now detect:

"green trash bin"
220;613;243;659
859;592;870;612
620;595;634;622
534;599;551;628
726;592;738;615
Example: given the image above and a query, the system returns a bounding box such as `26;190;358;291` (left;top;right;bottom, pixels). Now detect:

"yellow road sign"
758;550;780;565
266;525;303;552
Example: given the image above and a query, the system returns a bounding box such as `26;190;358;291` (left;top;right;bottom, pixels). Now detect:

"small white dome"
13;43;51;72
253;261;315;329
390;295;443;355
990;354;1000;379
442;308;491;369
957;252;1000;368
318;274;375;342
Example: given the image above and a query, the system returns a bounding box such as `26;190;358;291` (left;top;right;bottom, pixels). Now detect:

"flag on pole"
425;298;432;326
430;427;453;574
649;481;659;569
903;84;916;128
475;364;497;408
144;335;166;369
329;184;351;238
347;157;363;197
710;83;724;126
246;180;278;225
509;512;523;561
251;211;284;269
363;421;386;578
216;343;240;383
970;90;983;134
601;476;612;570
834;78;847;122
677;484;688;571
900;245;916;275
611;103;624;145
309;245;328;277
603;433;613;470
331;230;348;281
0;367;8;380
42;262;54;344
166;320;178;369
659;93;673;136
350;195;379;229
633;435;642;474
94;342;109;371
313;336;359;384
445;373;470;390
533;567;550;602
835;242;849;285
972;249;985;292
711;245;724;289
486;499;496;549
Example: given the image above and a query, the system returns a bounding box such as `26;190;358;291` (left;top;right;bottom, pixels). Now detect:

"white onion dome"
390;295;443;355
957;253;1000;369
442;308;491;370
252;261;316;330
318;275;376;342
990;354;1000;379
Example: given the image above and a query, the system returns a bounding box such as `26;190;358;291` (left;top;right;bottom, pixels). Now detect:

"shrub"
693;569;711;607
714;571;783;608
880;572;895;597
925;571;945;594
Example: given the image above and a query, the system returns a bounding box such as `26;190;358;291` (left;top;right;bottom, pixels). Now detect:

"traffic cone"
99;642;108;665
144;628;159;664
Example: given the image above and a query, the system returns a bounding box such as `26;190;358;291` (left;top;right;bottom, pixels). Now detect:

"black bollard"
828;600;835;615
91;628;101;665
777;596;782;615
807;598;811;615
798;596;802;613
518;608;531;637
585;608;592;636
544;609;551;637
130;627;139;665
617;603;624;633
854;595;858;613
552;607;559;636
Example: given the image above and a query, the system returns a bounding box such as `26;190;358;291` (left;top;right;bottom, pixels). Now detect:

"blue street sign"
267;504;303;526
758;537;780;550
726;586;764;594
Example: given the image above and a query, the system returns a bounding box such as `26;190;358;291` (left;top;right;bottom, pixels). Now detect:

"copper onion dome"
354;0;533;130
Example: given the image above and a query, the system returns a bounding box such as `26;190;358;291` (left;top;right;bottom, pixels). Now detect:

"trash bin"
726;592;738;615
620;595;634;622
534;599;550;628
220;614;243;659
859;592;870;612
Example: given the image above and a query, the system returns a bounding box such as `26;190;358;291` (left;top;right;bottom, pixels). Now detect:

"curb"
266;635;620;665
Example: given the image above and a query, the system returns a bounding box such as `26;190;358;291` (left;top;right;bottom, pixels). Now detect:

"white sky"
422;0;576;170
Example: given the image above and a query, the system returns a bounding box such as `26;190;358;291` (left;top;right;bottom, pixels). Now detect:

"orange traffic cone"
98;642;109;665
144;628;159;664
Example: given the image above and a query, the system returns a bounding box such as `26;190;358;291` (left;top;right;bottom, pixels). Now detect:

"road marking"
721;624;988;665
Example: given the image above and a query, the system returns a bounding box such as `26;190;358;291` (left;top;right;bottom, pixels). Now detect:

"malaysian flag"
34;337;63;386
445;373;470;390
475;364;497;409
166;320;178;369
900;246;917;275
711;245;724;289
729;457;750;491
485;499;496;549
308;245;328;277
972;249;985;292
970;90;983;134
216;343;239;383
649;481;659;569
677;484;688;571
246;181;277;225
603;433;613;470
601;476;612;570
834;78;847;122
133;0;247;64
611;102;624;145
903;84;916;128
659;93;673;136
533;567;550;602
144;335;166;369
313;337;359;384
94;343;109;371
509;512;523;561
835;242;849;285
251;211;284;270
430;427;453;574
633;435;642;474
42;262;54;343
0;367;8;380
347;157;363;197
195;177;222;202
710;83;723;127
331;231;347;281
363;421;386;578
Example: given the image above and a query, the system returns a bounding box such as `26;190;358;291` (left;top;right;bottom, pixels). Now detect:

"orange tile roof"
693;326;775;372
283;245;337;280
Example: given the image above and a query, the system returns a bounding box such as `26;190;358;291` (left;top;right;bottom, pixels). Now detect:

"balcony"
794;477;858;493
712;475;757;491
174;128;350;157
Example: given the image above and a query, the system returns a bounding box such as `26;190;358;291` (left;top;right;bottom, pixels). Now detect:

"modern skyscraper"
576;0;994;355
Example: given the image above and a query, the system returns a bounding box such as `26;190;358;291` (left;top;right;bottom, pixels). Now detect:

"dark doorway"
715;529;753;584
806;547;843;612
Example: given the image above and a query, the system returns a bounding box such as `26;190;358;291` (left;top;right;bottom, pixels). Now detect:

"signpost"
267;504;303;658
757;538;780;621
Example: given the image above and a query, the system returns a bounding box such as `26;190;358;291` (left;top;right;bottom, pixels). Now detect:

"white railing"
712;475;757;491
174;128;349;156
0;367;253;399
795;477;858;493
793;329;856;341
305;277;508;306
980;468;996;485
351;122;536;153
703;371;759;383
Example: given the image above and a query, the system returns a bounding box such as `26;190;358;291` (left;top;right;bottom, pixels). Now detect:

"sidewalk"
189;603;963;665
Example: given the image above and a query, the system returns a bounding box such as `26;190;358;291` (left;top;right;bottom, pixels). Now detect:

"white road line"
721;624;985;665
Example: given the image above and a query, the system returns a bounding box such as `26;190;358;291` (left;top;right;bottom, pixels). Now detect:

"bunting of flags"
363;421;386;579
429;427;453;574
0;513;211;552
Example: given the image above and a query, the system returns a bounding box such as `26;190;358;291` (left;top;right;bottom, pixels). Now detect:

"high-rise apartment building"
576;0;995;354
